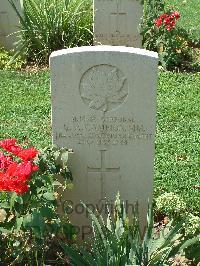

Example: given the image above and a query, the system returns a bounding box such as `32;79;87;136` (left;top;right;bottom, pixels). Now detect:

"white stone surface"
94;0;143;47
50;46;158;239
0;0;22;50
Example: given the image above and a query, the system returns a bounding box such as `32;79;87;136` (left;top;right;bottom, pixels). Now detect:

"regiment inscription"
56;115;152;145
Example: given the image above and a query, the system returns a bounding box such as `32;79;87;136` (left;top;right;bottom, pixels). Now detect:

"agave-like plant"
61;193;199;265
8;0;93;64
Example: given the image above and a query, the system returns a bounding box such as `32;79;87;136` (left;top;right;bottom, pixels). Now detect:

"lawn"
155;71;200;214
166;0;200;40
0;70;51;148
0;69;199;214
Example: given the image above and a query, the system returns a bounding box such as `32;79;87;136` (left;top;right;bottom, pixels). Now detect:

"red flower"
18;147;39;161
32;164;39;172
0;172;29;194
155;18;163;27
0;152;13;171
0;139;17;148
155;11;181;31
0;162;32;194
160;14;168;20
10;145;23;155
0;138;39;195
164;17;171;25
14;184;29;194
0;138;22;156
6;162;18;176
6;161;38;181
173;11;181;19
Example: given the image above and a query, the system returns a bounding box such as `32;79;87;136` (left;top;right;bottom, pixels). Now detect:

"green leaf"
0;227;10;233
15;195;23;204
0;202;10;209
54;150;60;162
23;213;32;228
178;235;200;252
10;192;18;209
61;150;69;164
43;192;55;201
60;243;89;266
23;211;45;231
82;203;107;250
16;217;23;231
52;181;62;186
40;207;54;219
13;240;20;247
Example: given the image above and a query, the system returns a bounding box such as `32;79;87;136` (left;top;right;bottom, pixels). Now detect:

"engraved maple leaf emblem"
80;65;128;112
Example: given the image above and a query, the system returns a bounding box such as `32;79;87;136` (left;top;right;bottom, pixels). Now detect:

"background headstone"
50;46;158;239
94;0;143;47
0;0;22;50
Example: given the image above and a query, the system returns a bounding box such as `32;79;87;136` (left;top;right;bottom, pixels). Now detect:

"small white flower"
0;209;7;223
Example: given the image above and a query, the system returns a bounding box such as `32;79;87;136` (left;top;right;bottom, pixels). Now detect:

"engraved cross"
110;0;127;34
87;150;120;196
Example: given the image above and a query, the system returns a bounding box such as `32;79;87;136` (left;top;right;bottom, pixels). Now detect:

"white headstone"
50;46;158;240
0;0;22;50
94;0;143;47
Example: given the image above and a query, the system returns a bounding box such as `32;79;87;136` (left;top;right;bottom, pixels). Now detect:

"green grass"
0;70;199;214
166;0;200;40
155;71;200;213
0;70;51;148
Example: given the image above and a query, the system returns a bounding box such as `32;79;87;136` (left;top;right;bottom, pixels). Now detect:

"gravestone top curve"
50;46;158;59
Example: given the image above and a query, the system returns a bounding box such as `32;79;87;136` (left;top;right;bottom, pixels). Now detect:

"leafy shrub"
155;191;200;262
0;46;25;70
0;138;73;264
155;192;200;234
155;192;186;218
142;0;195;70
185;213;200;236
61;193;198;265
9;0;93;65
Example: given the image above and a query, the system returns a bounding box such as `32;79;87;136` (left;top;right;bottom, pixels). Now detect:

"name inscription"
55;115;153;145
